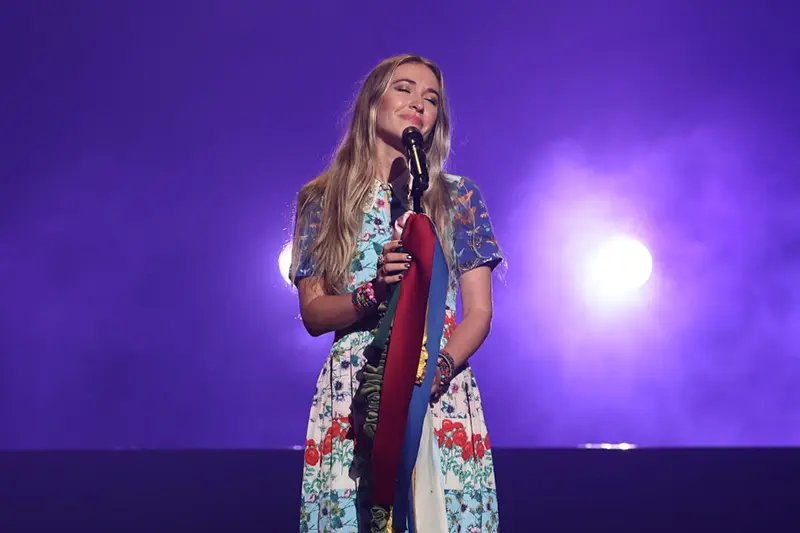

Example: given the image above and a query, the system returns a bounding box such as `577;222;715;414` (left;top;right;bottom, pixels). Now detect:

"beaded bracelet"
436;350;456;394
352;280;378;317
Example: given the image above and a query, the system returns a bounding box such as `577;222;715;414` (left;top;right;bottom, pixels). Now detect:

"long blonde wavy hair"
290;54;457;295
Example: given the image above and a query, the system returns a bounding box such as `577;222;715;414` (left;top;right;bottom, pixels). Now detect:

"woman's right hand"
374;240;412;300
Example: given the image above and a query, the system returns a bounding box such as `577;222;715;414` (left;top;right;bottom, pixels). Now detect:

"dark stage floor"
0;448;795;532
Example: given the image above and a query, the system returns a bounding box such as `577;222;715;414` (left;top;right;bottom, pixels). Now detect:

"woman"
291;54;503;532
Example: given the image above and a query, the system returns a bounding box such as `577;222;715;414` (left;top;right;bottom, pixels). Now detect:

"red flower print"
437;433;445;447
321;435;333;455
453;429;467;448
472;434;481;445
328;421;341;438
445;438;453;449
305;445;320;466
476;441;485;459
485;434;491;450
461;441;473;461
453;422;464;430
443;315;457;340
442;419;454;432
306;439;315;447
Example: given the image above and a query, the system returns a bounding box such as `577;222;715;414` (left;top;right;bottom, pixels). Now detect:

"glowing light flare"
582;442;637;450
278;241;293;286
582;235;653;303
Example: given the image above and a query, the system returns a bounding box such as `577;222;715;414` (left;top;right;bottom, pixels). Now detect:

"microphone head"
401;126;424;149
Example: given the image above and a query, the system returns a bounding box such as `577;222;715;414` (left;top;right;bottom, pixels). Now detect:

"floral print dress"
294;174;503;533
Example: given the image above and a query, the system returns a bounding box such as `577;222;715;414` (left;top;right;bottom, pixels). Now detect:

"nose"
410;95;424;113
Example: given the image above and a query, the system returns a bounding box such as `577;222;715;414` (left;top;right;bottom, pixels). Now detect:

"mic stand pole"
411;174;424;214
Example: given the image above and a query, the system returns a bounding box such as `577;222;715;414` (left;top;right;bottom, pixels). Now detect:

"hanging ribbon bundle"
356;211;449;533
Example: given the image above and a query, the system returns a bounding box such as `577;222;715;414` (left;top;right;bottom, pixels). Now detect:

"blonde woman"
291;54;503;533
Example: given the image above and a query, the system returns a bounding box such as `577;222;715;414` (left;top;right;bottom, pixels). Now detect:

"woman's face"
375;62;441;150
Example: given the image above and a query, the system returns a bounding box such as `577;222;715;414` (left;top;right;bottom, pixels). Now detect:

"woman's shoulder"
442;172;484;189
295;178;326;214
441;172;485;202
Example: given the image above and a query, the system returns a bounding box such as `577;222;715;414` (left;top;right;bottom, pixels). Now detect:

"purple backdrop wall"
1;0;799;449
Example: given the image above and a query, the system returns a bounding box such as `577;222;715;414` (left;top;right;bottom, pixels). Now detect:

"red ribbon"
370;213;436;505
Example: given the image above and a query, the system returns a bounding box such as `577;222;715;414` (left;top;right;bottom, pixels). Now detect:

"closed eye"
395;85;438;106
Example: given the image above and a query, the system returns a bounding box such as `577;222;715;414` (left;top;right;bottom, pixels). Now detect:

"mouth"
400;115;423;128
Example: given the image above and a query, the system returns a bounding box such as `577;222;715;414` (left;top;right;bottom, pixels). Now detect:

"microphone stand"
407;146;428;215
411;172;425;214
402;127;429;215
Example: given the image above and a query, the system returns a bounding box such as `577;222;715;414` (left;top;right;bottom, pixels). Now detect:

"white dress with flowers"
295;175;503;533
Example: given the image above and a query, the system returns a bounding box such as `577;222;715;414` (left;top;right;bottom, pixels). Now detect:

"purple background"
2;1;799;449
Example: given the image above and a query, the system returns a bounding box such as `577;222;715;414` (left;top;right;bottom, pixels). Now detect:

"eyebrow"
392;78;440;99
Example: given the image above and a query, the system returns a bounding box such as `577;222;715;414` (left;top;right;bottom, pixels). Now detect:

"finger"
384;252;413;265
382;261;411;273
382;240;403;253
381;272;404;285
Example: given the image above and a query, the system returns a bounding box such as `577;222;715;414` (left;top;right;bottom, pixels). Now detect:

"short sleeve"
452;177;503;277
291;196;323;285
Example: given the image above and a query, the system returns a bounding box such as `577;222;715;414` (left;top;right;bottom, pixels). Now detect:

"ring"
377;253;385;270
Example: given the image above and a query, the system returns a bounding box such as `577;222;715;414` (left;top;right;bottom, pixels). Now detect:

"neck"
374;138;407;184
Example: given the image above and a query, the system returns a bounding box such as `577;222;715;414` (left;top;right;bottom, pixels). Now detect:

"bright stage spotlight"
583;235;653;304
278;241;293;286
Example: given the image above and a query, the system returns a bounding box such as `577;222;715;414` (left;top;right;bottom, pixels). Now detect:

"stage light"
582;442;637;450
278;241;293;286
583;235;653;303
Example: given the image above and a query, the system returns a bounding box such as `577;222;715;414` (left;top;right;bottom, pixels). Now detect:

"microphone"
401;126;429;213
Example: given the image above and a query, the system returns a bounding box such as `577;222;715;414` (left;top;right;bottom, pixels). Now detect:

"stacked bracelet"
436;350;456;395
352;281;378;316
